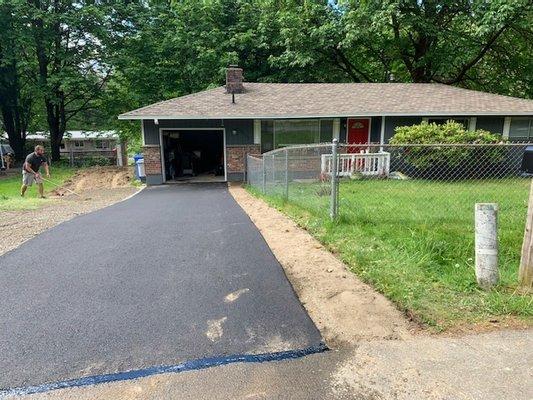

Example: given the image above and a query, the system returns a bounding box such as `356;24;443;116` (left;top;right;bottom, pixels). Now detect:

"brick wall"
226;66;244;93
143;145;162;175
227;145;260;173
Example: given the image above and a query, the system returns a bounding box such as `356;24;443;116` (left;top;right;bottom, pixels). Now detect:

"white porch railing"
321;152;391;177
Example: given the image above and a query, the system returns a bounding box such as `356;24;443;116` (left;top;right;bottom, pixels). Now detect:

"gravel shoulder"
228;184;414;346
0;187;139;257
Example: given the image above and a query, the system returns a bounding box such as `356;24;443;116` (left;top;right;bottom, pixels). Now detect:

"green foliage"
390;121;507;175
391;121;504;145
340;0;533;94
75;156;112;168
1;0;531;161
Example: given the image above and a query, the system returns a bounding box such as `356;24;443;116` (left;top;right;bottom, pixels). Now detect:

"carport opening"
162;130;225;182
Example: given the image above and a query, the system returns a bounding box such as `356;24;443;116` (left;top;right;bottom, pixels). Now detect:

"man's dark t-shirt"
24;153;47;173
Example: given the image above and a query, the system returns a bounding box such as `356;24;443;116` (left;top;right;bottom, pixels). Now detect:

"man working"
21;145;50;198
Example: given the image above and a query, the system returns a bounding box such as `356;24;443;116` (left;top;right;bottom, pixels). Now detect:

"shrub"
391;121;504;145
389;121;507;178
72;155;112;167
81;156;112;167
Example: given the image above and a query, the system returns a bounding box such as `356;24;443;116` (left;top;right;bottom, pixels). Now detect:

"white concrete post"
116;143;123;167
475;203;499;290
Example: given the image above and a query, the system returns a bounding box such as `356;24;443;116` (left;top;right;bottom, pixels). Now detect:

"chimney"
226;65;244;94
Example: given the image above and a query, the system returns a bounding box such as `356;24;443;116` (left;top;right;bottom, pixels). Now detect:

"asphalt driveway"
0;184;322;390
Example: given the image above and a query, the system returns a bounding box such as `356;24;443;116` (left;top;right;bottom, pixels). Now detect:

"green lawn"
249;178;533;330
0;166;77;211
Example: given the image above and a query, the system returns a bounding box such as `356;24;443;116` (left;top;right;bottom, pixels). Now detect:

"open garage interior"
162;129;226;182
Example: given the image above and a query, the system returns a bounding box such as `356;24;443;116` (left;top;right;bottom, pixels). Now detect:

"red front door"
347;118;370;153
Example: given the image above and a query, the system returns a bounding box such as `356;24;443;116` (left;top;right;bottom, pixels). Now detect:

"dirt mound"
52;166;134;196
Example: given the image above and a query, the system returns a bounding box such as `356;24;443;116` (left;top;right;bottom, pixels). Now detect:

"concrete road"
0;184;322;391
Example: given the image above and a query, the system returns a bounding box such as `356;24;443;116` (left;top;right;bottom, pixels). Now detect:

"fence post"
330;139;339;220
262;155;266;194
245;154;249;185
519;179;533;290
475;203;499;290
0;144;5;170
284;148;289;200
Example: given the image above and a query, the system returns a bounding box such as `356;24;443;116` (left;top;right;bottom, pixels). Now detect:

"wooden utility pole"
519;179;533;290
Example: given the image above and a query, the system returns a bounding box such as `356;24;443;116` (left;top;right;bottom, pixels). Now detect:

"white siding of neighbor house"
62;139;117;152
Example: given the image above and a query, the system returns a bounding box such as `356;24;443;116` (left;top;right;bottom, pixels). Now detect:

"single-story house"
118;66;533;185
26;130;118;153
24;131;127;166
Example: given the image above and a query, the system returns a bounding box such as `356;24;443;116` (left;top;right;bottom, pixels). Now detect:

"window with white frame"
73;140;84;148
509;118;533;141
274;120;319;148
260;119;333;152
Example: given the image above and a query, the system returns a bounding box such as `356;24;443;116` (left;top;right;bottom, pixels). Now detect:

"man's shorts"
22;170;43;186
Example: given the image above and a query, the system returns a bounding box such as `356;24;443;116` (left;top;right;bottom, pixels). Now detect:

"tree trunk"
46;101;63;162
1;107;25;161
49;131;61;162
0;35;26;161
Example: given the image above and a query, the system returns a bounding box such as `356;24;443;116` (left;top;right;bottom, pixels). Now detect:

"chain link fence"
247;143;336;217
247;142;532;297
247;142;532;225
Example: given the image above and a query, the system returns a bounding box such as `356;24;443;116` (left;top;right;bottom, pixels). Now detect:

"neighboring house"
24;131;126;166
26;130;118;153
119;66;533;185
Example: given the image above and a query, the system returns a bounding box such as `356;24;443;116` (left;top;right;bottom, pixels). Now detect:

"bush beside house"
389;121;508;178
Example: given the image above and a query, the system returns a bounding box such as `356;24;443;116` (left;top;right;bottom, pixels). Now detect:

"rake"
41;177;87;199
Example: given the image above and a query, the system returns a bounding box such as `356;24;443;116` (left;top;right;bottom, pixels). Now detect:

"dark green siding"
384;117;423;142
142;119;254;146
370;118;382;143
225;120;254;145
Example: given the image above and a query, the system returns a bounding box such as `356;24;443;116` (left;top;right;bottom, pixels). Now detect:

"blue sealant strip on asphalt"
0;343;328;397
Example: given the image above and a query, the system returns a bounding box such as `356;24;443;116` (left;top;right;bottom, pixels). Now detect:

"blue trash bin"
133;154;146;182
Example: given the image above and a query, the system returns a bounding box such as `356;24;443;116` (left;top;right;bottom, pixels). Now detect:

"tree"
8;0;528;159
267;0;532;97
0;1;34;160
345;0;532;91
25;0;114;161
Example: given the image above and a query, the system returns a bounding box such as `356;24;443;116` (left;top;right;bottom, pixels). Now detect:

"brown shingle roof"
118;83;533;119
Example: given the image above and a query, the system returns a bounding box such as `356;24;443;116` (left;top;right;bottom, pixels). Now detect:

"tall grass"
249;178;533;329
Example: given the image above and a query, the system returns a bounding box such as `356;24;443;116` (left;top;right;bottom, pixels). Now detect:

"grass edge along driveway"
247;178;533;331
